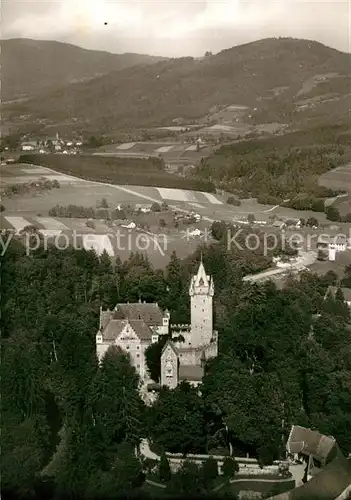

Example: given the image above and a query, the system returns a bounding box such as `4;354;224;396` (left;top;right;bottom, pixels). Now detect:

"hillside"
195;123;351;203
4;37;350;133
1;38;166;102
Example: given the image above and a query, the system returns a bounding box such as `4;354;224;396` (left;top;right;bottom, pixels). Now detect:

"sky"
2;0;350;57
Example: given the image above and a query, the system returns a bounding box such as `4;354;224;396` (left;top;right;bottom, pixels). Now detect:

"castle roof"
114;302;164;326
101;318;152;342
179;364;204;382
161;340;179;356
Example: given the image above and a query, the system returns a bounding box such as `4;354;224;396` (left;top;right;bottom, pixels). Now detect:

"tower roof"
189;260;214;294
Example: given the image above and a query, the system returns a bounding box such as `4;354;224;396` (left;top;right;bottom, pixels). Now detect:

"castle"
96;260;217;389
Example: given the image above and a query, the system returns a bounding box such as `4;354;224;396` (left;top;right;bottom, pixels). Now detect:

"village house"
317;234;349;261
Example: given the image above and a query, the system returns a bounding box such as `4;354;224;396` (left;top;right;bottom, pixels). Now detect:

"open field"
0;212;210;267
3;163;350;227
96;141;212;164
318;163;351;192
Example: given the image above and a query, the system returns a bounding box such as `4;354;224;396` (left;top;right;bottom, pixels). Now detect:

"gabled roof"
101;318;152;342
102;319;128;341
287;425;337;463
161;340;179;357
100;310;114;330
179;364;204;381
128;320;152;341
115;302;164;325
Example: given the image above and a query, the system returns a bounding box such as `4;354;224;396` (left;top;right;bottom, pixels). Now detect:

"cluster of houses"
21;133;83;155
317;234;351;261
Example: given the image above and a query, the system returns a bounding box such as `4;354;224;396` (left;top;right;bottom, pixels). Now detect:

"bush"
227;196;241;206
86;220;96;229
247;213;256;223
151;202;161;212
159;453;171;482
159;218;167;228
0;204;5;212
201;456;218;488
325;206;341;222
52;179;60;188
222;457;239;479
97;197;109;209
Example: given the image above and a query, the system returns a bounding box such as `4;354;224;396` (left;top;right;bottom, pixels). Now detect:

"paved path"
243;251;317;282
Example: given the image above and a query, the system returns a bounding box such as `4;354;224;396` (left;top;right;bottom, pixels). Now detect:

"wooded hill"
1;38;166;102
195;123;351;203
5;37;350;132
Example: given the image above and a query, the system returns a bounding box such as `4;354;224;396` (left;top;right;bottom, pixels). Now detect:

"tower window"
202;309;204;312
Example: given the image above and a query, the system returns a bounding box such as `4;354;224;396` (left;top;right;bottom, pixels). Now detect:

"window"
202;309;204;312
137;364;140;369
136;346;140;350
137;354;140;358
126;345;130;350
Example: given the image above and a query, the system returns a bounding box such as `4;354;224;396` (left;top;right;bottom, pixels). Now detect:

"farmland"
318;162;351;192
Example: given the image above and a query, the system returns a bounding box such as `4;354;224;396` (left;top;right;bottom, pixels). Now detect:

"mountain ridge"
1;38;167;102
4;37;350;134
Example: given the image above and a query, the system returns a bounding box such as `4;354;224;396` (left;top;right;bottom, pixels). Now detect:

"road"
243;251;318;282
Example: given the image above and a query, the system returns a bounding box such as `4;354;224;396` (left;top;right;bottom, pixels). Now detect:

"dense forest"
19;154;216;193
195;123;351;206
1;233;351;499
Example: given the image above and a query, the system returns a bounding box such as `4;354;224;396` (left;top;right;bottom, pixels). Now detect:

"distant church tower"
189;258;214;346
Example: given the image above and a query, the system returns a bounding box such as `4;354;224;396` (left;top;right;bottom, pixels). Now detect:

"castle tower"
189;259;214;347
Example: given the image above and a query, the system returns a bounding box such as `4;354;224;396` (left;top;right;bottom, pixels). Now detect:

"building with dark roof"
268;425;351;500
96;301;170;382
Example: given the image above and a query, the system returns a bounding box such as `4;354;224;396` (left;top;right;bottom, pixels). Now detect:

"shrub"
97;197;109;209
159;453;171;482
222;457;238;479
201;456;218;487
227;196;241;206
247;213;256;223
151;202;161;212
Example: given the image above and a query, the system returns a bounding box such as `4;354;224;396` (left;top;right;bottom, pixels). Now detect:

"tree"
159;218;166;228
306;217;319;227
149;383;206;454
210;221;227;241
222;457;238;479
97;197;109;209
325;206;341;222
145;335;169;382
227;196;241;206
151;202;161;212
159;452;171;482
0;204;5;212
201;456;218;488
247;213;256;224
167;459;203;496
